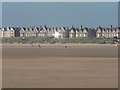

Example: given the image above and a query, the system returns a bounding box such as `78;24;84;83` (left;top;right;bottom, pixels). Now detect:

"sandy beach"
2;44;118;88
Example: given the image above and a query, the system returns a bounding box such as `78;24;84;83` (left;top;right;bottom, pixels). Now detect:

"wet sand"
2;44;118;88
2;44;118;58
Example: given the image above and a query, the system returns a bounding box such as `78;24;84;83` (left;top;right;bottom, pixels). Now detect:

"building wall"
96;28;120;38
0;28;15;37
1;26;120;39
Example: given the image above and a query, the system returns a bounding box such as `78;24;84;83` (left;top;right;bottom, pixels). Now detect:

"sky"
0;2;1;27
1;0;119;2
2;2;118;28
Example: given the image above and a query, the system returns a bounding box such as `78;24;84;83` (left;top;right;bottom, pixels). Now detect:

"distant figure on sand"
64;42;67;48
65;44;67;48
38;44;41;48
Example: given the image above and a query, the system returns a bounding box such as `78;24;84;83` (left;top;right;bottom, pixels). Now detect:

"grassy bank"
1;37;119;44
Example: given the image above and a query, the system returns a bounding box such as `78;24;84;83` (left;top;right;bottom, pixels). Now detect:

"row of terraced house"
0;25;120;39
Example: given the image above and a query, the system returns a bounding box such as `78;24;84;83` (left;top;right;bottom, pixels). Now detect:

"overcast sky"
2;2;118;27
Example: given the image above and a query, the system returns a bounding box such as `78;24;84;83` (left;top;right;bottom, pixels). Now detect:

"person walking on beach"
38;44;41;48
64;42;67;48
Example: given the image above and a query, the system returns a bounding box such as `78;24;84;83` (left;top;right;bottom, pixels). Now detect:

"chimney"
110;25;112;29
99;26;101;28
72;25;74;28
81;25;83;29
